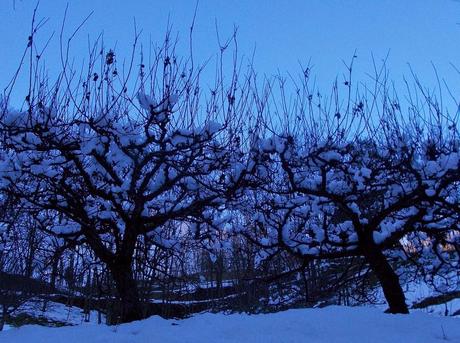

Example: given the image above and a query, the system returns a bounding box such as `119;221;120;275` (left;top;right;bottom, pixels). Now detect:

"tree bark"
109;260;144;324
82;224;144;324
362;243;408;314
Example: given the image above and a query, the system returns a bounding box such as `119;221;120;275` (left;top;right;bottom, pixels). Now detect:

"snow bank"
9;298;103;326
1;306;459;343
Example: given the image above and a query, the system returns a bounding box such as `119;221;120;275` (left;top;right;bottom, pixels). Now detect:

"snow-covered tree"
0;31;251;322
242;71;460;314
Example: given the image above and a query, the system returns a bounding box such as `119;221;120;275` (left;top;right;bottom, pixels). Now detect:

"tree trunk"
50;252;61;290
109;261;143;324
25;226;37;278
363;244;408;314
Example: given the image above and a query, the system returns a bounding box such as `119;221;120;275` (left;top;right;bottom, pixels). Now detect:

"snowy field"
1;306;459;343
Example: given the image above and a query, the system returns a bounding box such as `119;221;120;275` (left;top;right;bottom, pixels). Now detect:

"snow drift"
1;306;459;343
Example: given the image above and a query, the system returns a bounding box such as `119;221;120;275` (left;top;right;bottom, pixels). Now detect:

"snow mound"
1;306;459;343
8;298;103;327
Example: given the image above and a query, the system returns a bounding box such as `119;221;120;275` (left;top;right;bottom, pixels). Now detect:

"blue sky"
2;0;460;108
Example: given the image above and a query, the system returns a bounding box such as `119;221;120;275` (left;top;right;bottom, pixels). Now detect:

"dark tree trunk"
50;257;59;290
82;224;143;324
25;227;37;278
363;243;408;314
302;268;310;306
109;261;144;324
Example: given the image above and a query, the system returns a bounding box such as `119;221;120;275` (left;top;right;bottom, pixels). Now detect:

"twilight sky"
1;0;460;108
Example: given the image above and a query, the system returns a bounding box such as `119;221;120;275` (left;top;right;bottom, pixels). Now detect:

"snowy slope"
9;298;103;326
1;306;459;343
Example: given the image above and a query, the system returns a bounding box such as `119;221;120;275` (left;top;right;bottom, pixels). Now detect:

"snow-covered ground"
403;280;460;316
1;306;459;343
3;298;103;331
